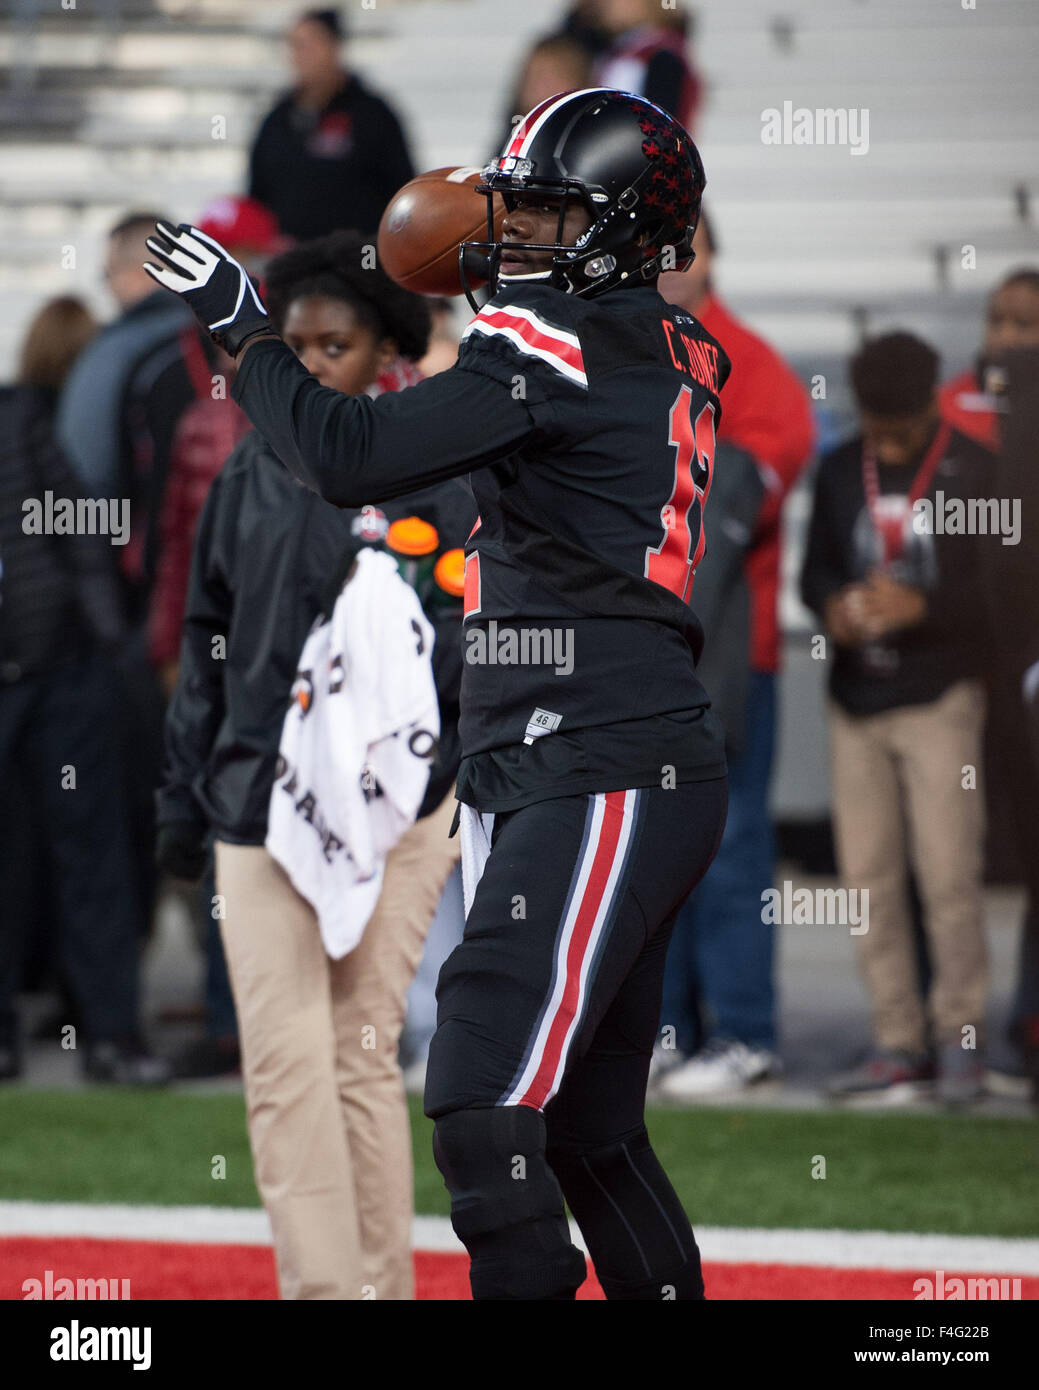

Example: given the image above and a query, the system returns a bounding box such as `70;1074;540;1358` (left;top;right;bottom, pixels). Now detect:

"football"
377;166;505;296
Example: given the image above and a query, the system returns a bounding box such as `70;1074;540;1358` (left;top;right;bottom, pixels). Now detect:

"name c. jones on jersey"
465;621;574;677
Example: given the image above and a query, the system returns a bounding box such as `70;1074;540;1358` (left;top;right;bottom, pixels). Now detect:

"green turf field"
0;1090;1035;1236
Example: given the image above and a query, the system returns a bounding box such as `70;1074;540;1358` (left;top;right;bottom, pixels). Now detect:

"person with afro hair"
156;230;475;1298
263;229;433;395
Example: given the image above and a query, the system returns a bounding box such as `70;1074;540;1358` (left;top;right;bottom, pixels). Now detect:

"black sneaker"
83;1039;172;1086
172;1035;241;1080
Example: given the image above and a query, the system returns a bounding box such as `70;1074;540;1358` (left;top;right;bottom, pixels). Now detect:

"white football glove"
144;221;273;356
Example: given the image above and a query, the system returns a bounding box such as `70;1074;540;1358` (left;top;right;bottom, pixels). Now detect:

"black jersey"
231;282;730;812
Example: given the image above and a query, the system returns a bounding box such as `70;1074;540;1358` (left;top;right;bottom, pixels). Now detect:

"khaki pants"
216;792;460;1300
828;680;988;1055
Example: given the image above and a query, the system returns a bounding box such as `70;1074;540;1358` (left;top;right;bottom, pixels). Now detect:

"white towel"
266;548;440;958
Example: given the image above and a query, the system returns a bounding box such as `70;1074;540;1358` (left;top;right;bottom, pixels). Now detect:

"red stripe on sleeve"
477;307;585;378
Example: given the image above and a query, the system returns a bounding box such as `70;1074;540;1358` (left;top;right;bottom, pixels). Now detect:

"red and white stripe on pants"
503;789;639;1111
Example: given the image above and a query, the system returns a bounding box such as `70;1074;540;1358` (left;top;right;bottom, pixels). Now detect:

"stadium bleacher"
1;0;1035;820
1;0;1036;377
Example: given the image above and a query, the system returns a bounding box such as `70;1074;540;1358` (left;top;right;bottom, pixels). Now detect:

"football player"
145;88;731;1302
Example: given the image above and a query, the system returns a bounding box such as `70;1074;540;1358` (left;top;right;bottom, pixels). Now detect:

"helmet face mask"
459;176;603;308
459;89;704;311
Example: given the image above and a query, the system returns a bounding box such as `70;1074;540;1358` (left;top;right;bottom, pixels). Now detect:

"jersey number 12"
645;385;716;604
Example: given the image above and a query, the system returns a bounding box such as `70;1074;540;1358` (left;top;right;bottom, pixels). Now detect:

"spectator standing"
941;269;1039;1095
248;8;415;240
979;328;1039;1099
656;436;764;1070
592;0;703;132
57;212;204;617
801;332;992;1106
0;298;168;1084
57;212;222;927
143;194;279;1081
655;214;815;1096
939;269;1039;450
494;3;700;158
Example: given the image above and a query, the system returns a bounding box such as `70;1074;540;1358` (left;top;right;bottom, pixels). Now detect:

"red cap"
196;196;283;256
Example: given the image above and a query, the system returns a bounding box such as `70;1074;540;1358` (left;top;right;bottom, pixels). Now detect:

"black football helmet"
459;88;706;310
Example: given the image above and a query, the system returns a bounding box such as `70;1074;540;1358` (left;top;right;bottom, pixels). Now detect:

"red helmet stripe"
503;87;611;161
504;95;560;159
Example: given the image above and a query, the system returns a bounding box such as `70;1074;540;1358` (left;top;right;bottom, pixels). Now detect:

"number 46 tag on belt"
524;708;562;745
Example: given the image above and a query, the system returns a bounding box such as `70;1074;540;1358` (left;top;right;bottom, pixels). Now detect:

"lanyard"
861;420;951;563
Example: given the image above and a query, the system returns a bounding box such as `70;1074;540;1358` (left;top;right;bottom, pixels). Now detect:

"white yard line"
0;1201;273;1247
2;1203;1039;1274
694;1227;1039;1274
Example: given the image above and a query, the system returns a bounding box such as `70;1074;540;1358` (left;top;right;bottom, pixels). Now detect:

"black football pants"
424;777;728;1300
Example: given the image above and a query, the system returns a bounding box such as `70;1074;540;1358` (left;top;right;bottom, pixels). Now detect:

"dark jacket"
981;347;1039;681
56;291;215;624
690;441;765;755
157;430;474;844
0;385;124;684
248;74;414;239
800;424;992;716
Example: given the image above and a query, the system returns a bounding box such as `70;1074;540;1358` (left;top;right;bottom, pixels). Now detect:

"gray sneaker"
826;1050;934;1102
937;1041;986;1108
